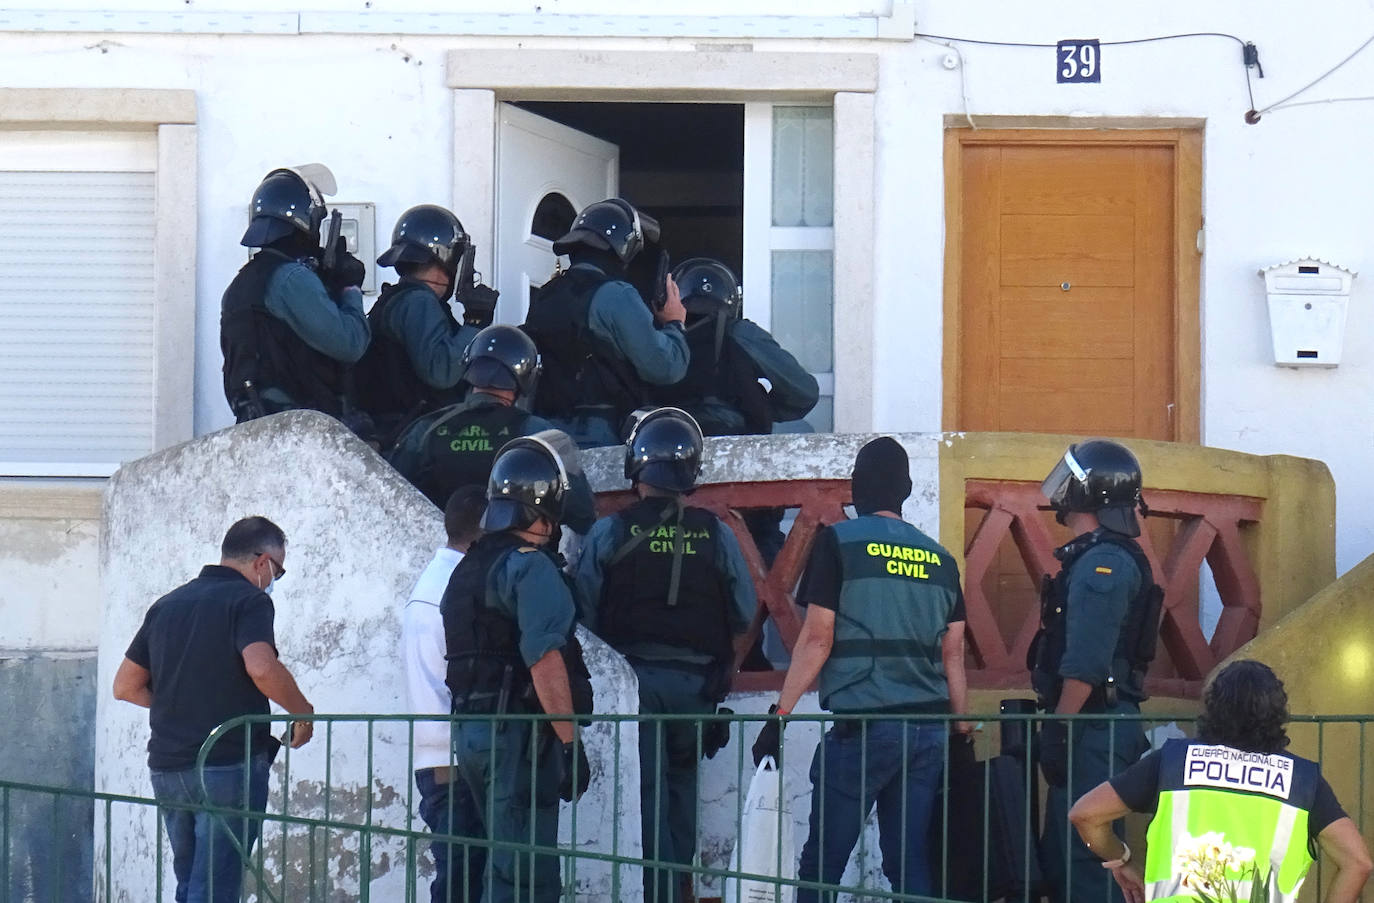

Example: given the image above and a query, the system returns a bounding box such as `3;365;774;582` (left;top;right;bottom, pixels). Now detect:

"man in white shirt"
401;485;487;902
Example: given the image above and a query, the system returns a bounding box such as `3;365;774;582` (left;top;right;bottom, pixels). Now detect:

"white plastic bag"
725;756;796;903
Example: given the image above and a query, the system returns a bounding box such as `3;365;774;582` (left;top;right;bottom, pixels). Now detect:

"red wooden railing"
596;479;1262;698
963;480;1262;699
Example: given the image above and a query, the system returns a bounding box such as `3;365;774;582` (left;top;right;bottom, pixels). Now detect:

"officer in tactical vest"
653;258;819;437
220;165;370;424
752;437;971;902
352;204;501;444
388;325;595;532
523;197;690;448
1069;660;1370;903
1032;439;1164;903
440;432;594;903
572;407;756;903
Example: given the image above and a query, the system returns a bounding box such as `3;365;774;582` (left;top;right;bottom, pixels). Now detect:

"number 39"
1060;43;1097;79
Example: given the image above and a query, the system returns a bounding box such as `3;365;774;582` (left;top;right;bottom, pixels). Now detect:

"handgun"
320;208;343;276
651;249;670;312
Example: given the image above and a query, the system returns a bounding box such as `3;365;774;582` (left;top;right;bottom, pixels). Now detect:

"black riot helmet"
481;431;577;532
240;165;334;248
553;197;661;265
460;325;541;398
672;258;742;321
1041;439;1147;537
624;407;704;493
376;204;471;295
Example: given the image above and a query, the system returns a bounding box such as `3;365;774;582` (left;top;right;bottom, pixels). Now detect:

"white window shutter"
0;170;157;475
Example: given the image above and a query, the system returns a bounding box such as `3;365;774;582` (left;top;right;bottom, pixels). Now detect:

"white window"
743;104;835;431
0;131;158;476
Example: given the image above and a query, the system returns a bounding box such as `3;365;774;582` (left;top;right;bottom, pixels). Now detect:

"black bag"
928;739;1044;902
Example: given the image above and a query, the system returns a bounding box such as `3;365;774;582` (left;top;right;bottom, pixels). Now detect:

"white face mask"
262;575;276;596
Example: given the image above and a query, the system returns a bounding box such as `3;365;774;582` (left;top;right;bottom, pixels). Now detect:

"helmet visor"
1041;448;1088;508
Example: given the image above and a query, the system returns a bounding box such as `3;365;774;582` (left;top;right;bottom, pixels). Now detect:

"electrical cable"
915;31;1263;120
1255;31;1374;113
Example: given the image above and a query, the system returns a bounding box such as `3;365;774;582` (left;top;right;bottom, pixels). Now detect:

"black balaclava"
570;246;629;281
851;436;912;516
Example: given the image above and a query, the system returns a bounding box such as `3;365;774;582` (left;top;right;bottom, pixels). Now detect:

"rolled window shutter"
0;170;156;475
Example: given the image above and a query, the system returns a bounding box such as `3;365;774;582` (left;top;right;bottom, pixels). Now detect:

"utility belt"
1035;671;1143;714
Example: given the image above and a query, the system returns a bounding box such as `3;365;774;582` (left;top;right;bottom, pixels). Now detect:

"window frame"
0;89;197;478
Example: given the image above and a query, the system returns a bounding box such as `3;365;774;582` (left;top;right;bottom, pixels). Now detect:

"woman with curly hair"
1068;660;1370;903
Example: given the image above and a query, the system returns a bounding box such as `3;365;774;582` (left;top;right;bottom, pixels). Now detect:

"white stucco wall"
4;1;1373;570
96;413;640;902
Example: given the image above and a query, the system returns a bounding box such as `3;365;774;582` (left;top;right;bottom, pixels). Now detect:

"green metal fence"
3;711;1368;902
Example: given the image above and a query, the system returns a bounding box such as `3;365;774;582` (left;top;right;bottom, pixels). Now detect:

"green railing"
5;712;1369;902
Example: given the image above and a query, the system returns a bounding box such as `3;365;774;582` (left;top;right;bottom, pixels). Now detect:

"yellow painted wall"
1223;553;1374;862
938;432;1337;633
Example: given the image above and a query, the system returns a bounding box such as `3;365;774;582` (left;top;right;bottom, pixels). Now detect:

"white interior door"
495;104;619;325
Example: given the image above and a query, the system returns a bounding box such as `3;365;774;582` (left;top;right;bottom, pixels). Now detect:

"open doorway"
516;101;744;274
496;99;832;433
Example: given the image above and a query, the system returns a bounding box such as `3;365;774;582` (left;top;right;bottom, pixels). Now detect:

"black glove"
558;739;592;802
702;708;733;760
751;705;783;767
458;283;499;328
323;237;366;295
1039;719;1068;787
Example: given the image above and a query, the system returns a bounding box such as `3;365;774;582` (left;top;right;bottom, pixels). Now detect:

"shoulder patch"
1094;565;1113;575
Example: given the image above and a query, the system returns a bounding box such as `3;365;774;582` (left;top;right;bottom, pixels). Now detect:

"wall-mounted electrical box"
245;201;378;294
1258;257;1356;368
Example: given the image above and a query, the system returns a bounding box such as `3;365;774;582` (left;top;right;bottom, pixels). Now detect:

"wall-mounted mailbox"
1258;258;1356;368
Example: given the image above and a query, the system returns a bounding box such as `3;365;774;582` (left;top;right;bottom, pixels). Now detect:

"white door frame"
447;49;877;432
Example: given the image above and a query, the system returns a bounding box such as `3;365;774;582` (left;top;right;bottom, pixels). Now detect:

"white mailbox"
1258;257;1356;368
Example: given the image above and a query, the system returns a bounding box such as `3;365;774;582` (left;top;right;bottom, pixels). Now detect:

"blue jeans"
797;719;946;903
416;766;487;903
148;752;271;903
454;720;564;903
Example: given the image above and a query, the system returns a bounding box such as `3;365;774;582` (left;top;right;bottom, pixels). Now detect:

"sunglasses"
258;552;286;580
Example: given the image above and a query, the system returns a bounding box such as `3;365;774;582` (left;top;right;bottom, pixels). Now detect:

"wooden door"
952;140;1181;439
944;130;1201;665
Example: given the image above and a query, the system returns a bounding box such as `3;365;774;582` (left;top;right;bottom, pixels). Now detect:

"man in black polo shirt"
113;516;315;903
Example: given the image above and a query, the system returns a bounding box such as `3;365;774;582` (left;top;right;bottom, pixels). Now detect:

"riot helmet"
1040;439;1146;537
460;325;541;398
481;431;577;532
553;197;661;264
624;407;704;493
240;164;335;248
376;205;470;296
672;258;742;321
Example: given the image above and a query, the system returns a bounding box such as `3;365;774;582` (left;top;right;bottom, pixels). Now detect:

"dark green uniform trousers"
634;662;715;903
1041;706;1148;903
455;719;564;903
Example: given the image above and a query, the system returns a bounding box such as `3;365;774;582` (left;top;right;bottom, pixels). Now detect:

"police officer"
353;204;500;443
441;432;594;903
653;258;819;436
1069;660;1370;903
654;257;821;577
751;437;970;902
572;407;756;903
523;197;689;448
388;325;595;533
220;165;370;424
1032;439;1163;903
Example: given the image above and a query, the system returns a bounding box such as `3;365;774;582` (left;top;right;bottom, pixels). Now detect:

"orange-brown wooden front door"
951;138;1183;440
